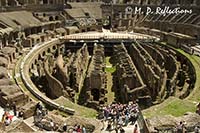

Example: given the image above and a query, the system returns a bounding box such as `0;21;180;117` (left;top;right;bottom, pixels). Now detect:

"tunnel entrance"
91;88;100;101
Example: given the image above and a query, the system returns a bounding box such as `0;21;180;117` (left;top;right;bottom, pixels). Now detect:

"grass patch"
105;57;112;65
143;97;196;118
105;57;116;73
105;66;116;73
55;97;97;118
105;57;115;104
53;110;70;118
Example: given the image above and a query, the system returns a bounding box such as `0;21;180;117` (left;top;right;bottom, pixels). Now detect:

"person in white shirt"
50;120;54;131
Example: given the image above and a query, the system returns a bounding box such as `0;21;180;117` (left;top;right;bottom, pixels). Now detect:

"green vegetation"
105;57;116;73
143;44;200;118
55;97;97;118
143;97;196;118
177;49;200;102
105;66;116;73
105;57;115;104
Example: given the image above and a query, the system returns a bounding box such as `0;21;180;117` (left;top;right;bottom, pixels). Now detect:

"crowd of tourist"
99;101;140;133
34;102;55;131
175;121;187;133
1;102;23;127
2;100;200;132
66;124;87;133
34;102;88;133
175;121;200;133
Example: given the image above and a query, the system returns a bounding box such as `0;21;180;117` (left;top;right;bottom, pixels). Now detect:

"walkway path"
101;121;140;133
105;72;115;105
105;57;115;104
23;116;38;131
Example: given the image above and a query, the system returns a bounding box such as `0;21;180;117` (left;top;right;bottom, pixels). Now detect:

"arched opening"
177;0;181;4
147;0;150;4
49;0;53;4
24;29;31;37
38;54;42;60
85;12;89;17
0;22;7;29
55;16;59;20
42;51;45;56
49;16;54;21
31;63;34;69
2;34;8;46
12;53;15;59
36;38;40;43
168;29;172;32
55;23;60;28
91;88;100;101
49;24;55;30
43;0;48;4
13;32;18;39
194;35;198;39
87;28;90;31
60;47;64;53
8;32;14;43
140;0;143;5
53;45;56;50
48;48;51;53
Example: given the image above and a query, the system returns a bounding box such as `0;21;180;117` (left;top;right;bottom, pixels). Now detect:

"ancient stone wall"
128;42;166;101
0;0;66;7
173;50;196;99
112;43;147;103
55;54;70;88
70;44;90;92
44;58;64;99
0;44;32;113
155;45;180;93
21;38;75;114
101;2;200;46
84;44;107;108
141;43;165;69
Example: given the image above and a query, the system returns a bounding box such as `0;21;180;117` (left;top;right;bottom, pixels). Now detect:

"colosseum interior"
0;0;200;132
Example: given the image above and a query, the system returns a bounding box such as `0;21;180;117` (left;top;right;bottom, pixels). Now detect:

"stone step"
24;116;37;131
20;101;37;119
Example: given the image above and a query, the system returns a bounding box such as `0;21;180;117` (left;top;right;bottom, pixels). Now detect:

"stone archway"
8;31;14;43
43;0;48;4
49;16;54;21
2;33;8;47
